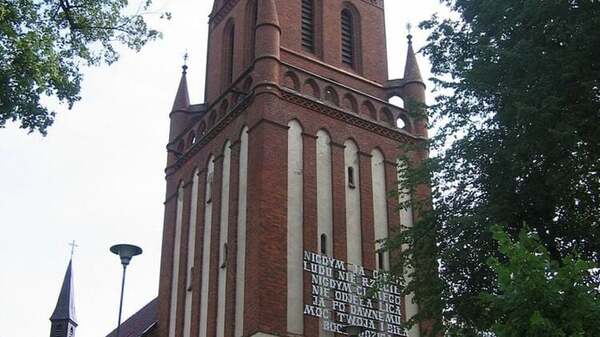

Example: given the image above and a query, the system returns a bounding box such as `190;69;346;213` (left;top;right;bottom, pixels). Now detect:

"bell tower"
157;1;428;337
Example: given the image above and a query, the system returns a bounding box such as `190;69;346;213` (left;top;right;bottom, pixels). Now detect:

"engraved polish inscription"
303;251;407;337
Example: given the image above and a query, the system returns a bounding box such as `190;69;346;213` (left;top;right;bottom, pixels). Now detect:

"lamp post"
110;244;143;337
342;325;365;337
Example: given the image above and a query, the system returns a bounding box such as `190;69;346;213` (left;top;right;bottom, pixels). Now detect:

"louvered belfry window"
224;23;235;85
301;0;315;52
341;9;354;67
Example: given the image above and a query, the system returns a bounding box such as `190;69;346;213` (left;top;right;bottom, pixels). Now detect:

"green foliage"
482;225;600;337
387;0;600;335
0;0;166;135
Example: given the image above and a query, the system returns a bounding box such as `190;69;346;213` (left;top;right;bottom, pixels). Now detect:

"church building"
121;1;429;337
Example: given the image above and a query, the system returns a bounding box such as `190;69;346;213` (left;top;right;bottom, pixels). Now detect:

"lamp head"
110;244;143;266
342;325;365;337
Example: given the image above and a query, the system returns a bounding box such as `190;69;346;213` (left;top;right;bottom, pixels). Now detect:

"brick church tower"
157;1;428;337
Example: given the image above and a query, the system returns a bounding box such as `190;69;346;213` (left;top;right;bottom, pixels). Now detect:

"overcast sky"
0;1;447;337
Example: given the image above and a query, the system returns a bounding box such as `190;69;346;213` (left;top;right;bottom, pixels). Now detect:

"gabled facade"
158;1;428;337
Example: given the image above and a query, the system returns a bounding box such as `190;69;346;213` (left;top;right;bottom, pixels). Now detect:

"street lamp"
342;325;365;337
110;244;143;337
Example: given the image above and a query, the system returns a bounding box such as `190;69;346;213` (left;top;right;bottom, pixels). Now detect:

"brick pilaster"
175;178;193;337
331;142;347;261
244;106;289;335
359;151;376;270
158;183;179;337
225;140;242;337
207;154;225;337
302;132;319;336
190;169;207;337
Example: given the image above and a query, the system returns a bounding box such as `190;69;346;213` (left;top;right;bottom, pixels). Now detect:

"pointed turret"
253;0;281;91
404;34;424;84
169;64;191;143
50;260;77;337
172;65;190;113
402;34;427;138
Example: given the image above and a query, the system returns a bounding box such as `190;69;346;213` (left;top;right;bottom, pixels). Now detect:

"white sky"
0;1;447;337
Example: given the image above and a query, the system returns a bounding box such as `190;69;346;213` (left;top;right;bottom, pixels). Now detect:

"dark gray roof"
106;298;158;337
50;260;77;324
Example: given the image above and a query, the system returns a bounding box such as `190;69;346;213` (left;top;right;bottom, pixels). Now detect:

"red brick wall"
278;0;389;87
205;0;391;106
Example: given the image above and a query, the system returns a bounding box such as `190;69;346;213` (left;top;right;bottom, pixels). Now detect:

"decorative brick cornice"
360;0;384;9
280;52;383;90
280;89;421;145
209;0;241;26
165;94;253;177
166;85;424;177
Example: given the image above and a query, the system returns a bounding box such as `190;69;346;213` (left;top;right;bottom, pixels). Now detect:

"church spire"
50;259;78;337
404;33;424;83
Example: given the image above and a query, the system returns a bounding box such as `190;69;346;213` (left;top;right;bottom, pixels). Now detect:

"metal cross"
182;51;189;73
68;240;79;259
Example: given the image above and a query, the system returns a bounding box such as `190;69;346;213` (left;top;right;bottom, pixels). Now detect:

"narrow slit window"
220;243;228;269
206;172;214;203
301;0;315;52
341;9;354;67
377;251;385;270
187;266;194;291
320;234;327;255
348;166;356;188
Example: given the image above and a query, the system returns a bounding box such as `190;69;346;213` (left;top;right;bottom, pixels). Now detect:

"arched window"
301;0;315;52
223;20;236;87
324;86;339;106
244;0;257;67
341;6;360;70
342;93;358;113
341;9;354;66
